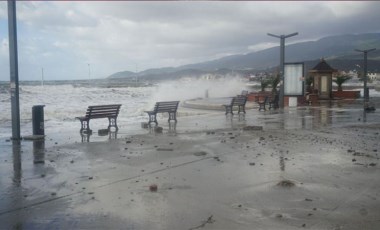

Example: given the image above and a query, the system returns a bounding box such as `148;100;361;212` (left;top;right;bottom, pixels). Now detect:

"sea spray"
148;77;249;104
0;78;250;137
0;83;155;137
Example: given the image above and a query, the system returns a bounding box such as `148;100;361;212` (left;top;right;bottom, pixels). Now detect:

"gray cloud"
0;1;379;80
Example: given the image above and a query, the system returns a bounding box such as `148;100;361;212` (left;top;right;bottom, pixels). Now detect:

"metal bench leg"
225;105;233;115
259;103;266;111
79;121;85;133
239;105;246;114
114;118;118;131
108;117;118;131
86;120;91;134
80;120;92;134
168;112;177;123
148;113;158;125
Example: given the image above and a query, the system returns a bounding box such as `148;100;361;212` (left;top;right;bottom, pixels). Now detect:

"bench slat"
86;109;120;114
86;112;119;117
88;104;121;108
154;101;179;113
87;109;120;113
82;104;121;119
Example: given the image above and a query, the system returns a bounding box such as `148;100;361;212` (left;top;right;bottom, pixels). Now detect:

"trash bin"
32;105;45;135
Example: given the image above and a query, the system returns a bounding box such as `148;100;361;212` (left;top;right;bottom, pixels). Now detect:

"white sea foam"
0;83;156;137
0;79;378;138
0;78;249;138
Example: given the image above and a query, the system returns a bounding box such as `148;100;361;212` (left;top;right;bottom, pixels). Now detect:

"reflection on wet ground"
0;98;379;229
80;130;118;142
259;105;378;131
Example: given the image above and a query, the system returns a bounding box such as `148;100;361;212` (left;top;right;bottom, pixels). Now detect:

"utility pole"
267;32;298;108
355;48;376;109
8;0;21;140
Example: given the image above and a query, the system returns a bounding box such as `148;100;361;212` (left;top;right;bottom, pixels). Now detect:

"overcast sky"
0;1;379;81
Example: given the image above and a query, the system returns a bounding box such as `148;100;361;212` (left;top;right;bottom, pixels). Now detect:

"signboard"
284;63;304;96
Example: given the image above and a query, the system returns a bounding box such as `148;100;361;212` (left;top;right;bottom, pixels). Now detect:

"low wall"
332;91;360;99
248;91;361;106
247;92;272;101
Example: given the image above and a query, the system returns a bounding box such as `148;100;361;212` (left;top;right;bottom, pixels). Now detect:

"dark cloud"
0;1;379;80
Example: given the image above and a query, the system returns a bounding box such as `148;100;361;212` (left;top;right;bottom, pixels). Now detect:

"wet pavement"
0;98;380;229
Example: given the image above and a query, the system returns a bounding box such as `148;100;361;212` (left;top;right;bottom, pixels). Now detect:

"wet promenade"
0;98;379;229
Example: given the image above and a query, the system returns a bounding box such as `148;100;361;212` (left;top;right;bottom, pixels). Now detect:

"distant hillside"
108;33;380;79
177;33;380;71
108;70;136;79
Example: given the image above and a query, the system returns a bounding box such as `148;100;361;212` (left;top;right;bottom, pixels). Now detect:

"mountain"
108;70;136;79
108;33;380;79
177;33;380;71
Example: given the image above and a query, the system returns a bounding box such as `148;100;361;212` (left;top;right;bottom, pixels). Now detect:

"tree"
270;73;280;94
305;75;313;93
260;78;270;92
333;75;351;91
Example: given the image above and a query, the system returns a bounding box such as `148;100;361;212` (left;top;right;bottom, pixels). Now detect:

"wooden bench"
223;96;247;115
145;101;180;125
76;104;122;133
257;96;269;111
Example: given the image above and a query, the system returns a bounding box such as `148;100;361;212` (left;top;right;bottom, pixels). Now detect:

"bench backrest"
86;104;122;119
154;101;180;113
231;96;247;106
271;94;279;103
241;90;248;96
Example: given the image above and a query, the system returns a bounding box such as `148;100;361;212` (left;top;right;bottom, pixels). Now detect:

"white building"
368;73;380;81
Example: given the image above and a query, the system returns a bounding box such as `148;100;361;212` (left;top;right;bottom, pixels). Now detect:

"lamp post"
8;0;21;140
355;48;376;109
267;32;298;108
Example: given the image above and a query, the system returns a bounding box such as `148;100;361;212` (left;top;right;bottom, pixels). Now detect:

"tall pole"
280;36;285;107
355;48;376;109
7;0;21;140
267;32;298;108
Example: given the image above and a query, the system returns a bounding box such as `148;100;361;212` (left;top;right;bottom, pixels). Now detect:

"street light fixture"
267;32;298;108
355;48;376;109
